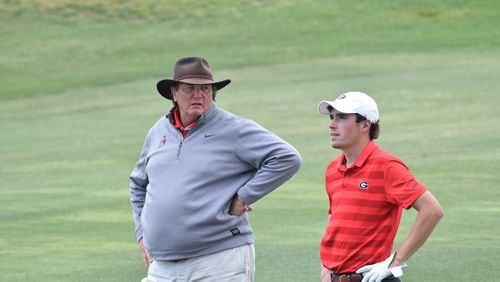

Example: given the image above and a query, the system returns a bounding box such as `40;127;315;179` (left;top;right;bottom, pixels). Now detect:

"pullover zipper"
177;140;183;159
173;108;209;160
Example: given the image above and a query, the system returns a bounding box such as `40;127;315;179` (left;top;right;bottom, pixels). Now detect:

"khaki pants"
143;244;255;282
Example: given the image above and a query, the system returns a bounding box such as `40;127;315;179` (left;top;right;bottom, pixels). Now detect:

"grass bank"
1;1;499;281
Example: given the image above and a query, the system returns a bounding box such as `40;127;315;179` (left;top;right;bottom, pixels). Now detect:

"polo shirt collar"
173;107;196;129
351;140;377;168
338;140;377;171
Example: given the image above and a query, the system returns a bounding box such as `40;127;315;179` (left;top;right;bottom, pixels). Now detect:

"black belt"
331;273;363;282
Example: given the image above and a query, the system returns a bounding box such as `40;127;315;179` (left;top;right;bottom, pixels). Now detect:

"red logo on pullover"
159;136;167;148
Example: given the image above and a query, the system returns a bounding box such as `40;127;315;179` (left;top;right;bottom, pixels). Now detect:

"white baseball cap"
318;91;379;123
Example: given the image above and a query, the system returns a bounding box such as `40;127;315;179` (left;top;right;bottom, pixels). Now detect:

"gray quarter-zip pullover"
130;103;301;260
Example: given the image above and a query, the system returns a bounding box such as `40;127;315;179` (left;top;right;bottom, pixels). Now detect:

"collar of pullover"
167;104;218;136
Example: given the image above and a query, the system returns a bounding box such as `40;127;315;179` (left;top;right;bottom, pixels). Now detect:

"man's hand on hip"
229;196;253;216
138;238;153;267
356;252;407;282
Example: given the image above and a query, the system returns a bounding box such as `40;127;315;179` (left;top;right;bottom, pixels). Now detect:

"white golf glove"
355;252;407;282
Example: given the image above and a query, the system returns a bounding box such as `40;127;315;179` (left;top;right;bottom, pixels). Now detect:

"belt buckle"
339;274;350;282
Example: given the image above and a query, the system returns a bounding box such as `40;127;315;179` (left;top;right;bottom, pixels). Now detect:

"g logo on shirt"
359;181;369;190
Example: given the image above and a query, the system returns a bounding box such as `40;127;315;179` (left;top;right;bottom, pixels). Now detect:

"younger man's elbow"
431;204;445;222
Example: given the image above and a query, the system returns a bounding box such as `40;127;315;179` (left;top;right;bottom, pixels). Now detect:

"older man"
130;57;301;282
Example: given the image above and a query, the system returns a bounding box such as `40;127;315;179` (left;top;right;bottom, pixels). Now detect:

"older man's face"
172;83;213;125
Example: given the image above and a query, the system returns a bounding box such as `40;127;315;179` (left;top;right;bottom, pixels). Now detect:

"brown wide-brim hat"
157;57;231;100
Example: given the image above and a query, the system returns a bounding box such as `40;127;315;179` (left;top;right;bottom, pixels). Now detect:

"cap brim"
317;100;357;115
157;79;231;100
318;101;333;115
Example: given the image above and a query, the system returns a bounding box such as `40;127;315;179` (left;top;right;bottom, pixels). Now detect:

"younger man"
317;91;443;282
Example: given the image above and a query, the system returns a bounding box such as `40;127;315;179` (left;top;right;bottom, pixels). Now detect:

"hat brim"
318;100;357;115
157;79;231;100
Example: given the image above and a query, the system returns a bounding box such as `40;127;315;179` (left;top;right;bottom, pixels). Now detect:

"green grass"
1;1;500;281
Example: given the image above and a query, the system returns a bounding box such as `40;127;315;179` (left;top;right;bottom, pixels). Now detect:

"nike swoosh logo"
204;134;215;138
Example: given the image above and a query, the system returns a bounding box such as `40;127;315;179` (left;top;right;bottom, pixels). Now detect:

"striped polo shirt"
320;141;426;274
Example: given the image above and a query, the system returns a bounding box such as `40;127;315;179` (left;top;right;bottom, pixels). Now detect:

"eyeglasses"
179;84;213;95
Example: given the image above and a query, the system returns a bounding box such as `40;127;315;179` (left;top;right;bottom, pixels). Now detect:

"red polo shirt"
320;141;426;274
173;107;198;137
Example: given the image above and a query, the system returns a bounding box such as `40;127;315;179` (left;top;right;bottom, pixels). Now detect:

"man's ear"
362;120;371;130
171;87;176;101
